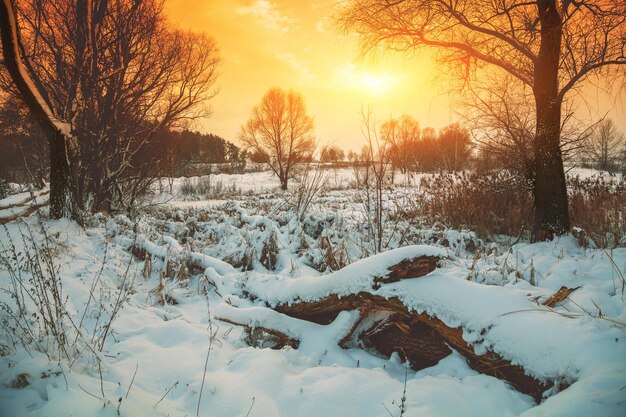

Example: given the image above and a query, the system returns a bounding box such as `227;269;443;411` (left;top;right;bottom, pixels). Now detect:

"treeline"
322;115;625;175
381;118;471;172
157;130;245;178
321;116;473;172
0;106;244;182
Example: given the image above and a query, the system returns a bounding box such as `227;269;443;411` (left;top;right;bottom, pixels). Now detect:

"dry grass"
416;171;533;239
568;175;625;247
413;171;624;247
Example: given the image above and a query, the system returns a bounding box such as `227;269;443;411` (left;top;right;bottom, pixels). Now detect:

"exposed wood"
411;311;551;402
359;313;452;370
373;255;440;287
542;286;581;308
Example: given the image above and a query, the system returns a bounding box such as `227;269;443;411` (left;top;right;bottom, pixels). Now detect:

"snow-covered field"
0;168;624;417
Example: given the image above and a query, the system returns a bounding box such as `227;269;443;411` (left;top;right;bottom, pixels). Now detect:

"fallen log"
273;291;550;402
224;249;555;403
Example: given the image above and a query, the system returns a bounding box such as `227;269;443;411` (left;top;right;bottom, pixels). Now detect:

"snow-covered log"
270;292;550;402
223;246;554;403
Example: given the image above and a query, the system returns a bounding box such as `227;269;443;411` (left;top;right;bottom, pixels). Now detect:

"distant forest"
0;107;244;182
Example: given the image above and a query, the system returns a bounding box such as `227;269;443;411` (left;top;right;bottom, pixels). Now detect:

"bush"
568;175;625;247
0;221;75;360
0;220;134;364
417;171;533;239
413;171;625;247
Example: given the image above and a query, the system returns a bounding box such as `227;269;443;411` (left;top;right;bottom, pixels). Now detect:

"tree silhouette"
1;0;220;214
339;0;626;240
239;88;316;190
0;0;79;220
585;119;625;172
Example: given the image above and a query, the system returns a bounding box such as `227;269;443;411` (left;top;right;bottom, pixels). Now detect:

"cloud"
276;52;316;83
236;0;296;32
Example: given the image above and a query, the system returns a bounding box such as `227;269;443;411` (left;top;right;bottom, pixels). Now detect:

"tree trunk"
280;175;288;190
48;131;80;220
532;0;570;241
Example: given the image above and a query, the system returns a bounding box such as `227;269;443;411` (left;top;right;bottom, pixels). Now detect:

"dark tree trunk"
48;131;80;220
280;175;288;190
532;0;570;241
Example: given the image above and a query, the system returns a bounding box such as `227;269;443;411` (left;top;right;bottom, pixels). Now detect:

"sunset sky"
165;0;626;151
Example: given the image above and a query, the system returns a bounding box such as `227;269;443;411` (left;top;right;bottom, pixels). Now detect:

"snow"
1;168;625;417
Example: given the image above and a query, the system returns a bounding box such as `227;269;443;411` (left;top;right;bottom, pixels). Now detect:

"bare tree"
338;0;626;240
584;119;625;172
465;79;536;181
467;77;599;180
355;108;392;253
438;123;471;172
320;145;345;163
239;88;316;190
0;0;80;220
380;114;420;177
1;0;220;213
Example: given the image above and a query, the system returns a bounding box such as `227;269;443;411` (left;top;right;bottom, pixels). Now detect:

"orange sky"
165;0;626;152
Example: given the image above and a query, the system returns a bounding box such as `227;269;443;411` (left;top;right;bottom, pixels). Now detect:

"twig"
99;361;105;398
126;364;139;399
382;402;395;417
244;396;255;417
501;307;580;319
601;248;625;297
399;360;408;416
197;297;215;416
154;380;178;408
501;307;626;327
78;384;103;401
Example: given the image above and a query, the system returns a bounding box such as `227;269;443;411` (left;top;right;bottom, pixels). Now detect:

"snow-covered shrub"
259;228;279;271
0;222;73;360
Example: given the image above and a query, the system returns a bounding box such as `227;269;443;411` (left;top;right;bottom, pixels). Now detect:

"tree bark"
532;0;570;240
48;131;79;219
